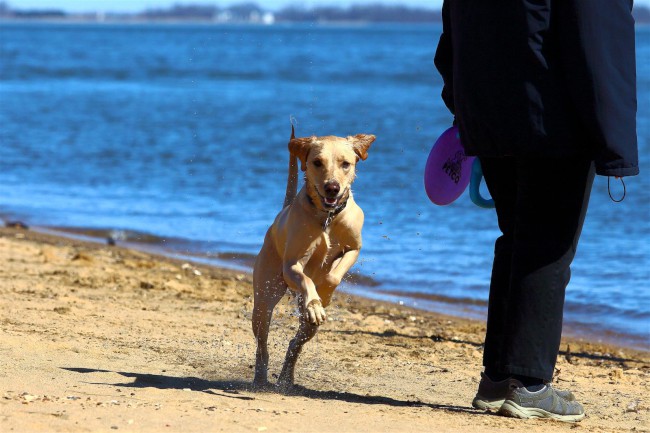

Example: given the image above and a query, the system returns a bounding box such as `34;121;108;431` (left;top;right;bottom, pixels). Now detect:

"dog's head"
289;132;375;211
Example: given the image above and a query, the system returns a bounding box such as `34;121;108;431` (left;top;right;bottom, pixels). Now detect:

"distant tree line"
140;4;218;19
0;1;65;18
276;4;441;23
141;2;271;21
1;1;650;24
0;1;442;23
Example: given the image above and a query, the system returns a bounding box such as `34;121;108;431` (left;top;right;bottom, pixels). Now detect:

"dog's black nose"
324;181;340;197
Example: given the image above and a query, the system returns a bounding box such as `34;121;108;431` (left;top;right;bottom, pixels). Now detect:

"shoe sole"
499;400;585;422
472;396;504;411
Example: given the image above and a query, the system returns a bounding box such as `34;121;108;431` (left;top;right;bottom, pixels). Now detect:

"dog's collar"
307;189;349;230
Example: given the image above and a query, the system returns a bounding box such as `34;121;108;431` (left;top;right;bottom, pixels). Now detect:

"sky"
4;0;650;13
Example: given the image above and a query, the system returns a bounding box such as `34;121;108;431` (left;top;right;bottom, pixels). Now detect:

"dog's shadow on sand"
62;367;256;401
61;367;477;414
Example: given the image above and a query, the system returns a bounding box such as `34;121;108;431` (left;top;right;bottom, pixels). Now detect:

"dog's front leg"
283;262;327;325
319;249;360;306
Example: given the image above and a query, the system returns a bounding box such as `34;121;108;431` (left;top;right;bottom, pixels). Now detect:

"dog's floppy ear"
347;134;375;161
288;129;316;172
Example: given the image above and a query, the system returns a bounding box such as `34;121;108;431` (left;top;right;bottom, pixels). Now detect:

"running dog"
252;126;374;390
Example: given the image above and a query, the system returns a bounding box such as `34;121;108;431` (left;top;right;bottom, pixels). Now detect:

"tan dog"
252;126;375;390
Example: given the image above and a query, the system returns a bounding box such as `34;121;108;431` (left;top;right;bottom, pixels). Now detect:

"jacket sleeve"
434;0;455;115
556;0;639;177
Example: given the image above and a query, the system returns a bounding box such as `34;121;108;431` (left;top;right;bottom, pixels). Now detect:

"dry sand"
0;227;648;432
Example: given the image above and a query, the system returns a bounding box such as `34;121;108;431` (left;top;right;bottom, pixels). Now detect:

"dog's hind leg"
252;263;286;390
276;303;319;392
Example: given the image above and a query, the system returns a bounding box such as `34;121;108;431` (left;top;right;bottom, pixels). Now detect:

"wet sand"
1;227;648;432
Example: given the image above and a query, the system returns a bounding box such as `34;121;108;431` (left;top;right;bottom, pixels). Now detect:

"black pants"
480;156;595;381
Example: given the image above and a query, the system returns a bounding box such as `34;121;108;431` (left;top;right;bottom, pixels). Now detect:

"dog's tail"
284;125;299;209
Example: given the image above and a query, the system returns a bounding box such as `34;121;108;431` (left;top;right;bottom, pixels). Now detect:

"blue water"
1;23;648;348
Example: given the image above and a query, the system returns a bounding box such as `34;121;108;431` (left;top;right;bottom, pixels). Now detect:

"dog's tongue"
325;197;337;206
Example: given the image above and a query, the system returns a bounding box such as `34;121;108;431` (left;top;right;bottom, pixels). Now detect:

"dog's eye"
313;160;323;167
342;161;351;170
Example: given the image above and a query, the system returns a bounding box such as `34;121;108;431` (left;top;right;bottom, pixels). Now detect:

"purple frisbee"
424;126;475;205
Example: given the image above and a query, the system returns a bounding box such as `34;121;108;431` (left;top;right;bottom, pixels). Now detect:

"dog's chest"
304;229;344;274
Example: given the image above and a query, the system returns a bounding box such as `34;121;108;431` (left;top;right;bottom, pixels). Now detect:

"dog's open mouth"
316;190;341;210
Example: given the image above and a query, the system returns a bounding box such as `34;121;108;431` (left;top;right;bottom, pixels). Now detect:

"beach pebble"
626;400;640;413
610;368;624;380
21;393;38;402
180;263;202;276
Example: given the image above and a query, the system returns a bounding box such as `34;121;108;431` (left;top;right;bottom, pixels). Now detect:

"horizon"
5;1;445;13
3;0;442;13
5;0;650;14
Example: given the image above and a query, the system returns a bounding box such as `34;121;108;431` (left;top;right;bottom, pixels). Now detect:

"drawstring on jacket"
607;176;627;203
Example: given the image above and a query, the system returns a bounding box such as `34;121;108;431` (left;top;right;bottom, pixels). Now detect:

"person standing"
435;0;639;422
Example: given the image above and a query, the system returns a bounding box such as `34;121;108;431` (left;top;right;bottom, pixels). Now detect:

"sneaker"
472;373;576;411
472;373;523;410
499;384;585;422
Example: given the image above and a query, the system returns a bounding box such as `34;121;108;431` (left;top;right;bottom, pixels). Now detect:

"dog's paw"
305;299;326;325
275;377;296;395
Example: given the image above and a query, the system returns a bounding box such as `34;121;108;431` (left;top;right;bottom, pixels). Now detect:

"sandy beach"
0;226;648;433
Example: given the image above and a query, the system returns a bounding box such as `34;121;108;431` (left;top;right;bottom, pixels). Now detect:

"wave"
1;64;436;87
373;288;488;307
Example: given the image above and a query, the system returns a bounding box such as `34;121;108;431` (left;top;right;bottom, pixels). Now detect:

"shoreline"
1;222;648;360
1;226;648;432
4;219;647;352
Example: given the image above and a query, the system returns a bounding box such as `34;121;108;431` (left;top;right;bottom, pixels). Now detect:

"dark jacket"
434;0;639;177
